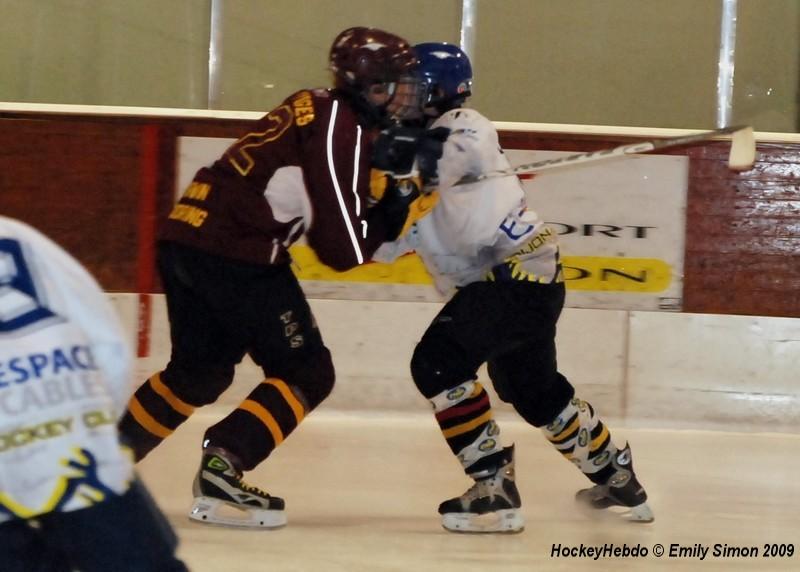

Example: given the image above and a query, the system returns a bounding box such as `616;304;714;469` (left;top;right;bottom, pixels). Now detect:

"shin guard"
203;377;307;470
430;381;503;477
119;372;197;461
541;397;616;483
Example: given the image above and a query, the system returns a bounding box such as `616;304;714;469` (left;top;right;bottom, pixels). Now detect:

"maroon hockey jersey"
160;89;391;271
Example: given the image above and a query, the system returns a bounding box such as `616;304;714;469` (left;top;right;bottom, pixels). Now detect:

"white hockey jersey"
0;216;134;522
374;108;562;295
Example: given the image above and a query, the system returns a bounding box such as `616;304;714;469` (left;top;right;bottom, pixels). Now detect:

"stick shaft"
456;124;750;185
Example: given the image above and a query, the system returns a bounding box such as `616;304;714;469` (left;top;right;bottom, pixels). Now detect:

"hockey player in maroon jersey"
118;27;431;528
374;43;653;532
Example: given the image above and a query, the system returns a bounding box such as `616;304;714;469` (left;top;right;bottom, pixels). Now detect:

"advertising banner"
177;137;688;311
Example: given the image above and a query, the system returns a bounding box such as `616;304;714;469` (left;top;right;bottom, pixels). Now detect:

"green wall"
0;0;796;131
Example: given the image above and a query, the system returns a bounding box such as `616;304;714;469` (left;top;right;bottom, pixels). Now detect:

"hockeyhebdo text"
0;345;103;416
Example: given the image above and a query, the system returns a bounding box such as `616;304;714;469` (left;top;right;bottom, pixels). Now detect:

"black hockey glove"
372;125;450;185
372;125;423;176
416;126;449;187
373;175;421;241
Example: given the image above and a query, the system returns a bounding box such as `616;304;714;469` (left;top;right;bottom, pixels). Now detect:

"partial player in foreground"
118;27;428;529
374;43;653;533
0;216;187;571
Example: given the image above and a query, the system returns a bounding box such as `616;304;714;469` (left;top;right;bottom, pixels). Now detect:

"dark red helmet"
329;27;416;91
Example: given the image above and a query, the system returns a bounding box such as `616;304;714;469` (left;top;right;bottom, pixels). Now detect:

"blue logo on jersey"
499;217;534;240
0;239;57;333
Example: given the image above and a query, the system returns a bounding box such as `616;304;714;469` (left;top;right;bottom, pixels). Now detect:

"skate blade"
188;496;287;529
441;508;524;534
626;502;654;523
575;496;655;524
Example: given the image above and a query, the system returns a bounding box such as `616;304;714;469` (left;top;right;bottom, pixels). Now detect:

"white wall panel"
108;294;799;432
627;311;800;431
555;308;628;421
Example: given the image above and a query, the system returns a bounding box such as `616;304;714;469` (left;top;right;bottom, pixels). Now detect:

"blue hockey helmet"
413;42;473;112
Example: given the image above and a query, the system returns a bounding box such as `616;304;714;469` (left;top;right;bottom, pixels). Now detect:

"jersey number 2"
227;105;293;176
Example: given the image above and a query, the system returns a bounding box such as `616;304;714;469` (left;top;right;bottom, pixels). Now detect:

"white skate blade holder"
576;497;655;524
441;508;525;534
189;496;287;529
599;501;655;524
626;502;655;523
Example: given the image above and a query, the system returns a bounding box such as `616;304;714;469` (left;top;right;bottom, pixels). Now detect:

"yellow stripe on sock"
548;416;580;442
128;396;173;439
240;399;284;446
264;378;305;424
150;373;195;416
441;410;492;440
469;383;485;398
590;425;610;451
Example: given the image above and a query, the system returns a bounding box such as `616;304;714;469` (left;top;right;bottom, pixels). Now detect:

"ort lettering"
547;223;655;239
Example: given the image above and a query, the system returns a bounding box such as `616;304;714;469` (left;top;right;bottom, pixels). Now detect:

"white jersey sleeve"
0;216;134;521
409;109;561;294
372;228;416;264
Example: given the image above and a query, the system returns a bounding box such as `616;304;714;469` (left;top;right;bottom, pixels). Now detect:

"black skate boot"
575;443;654;522
438;445;524;533
188;447;286;528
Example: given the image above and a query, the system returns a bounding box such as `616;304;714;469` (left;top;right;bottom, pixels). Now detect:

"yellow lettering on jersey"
168;204;208;228
516;227;554;255
0;418;74;452
292;91;315;126
83;409;115;428
183;182;211;201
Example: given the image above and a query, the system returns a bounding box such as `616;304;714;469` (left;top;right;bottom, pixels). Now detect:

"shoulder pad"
433;109;496;143
434;108;492;130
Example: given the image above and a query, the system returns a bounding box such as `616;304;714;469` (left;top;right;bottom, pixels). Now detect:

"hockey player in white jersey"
0;216;186;571
374;43;653;533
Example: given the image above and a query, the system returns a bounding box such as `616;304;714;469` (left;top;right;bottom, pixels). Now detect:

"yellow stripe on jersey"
0;476;69;519
78;489;106;503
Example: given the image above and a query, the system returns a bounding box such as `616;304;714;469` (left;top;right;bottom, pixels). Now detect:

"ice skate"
188;448;287;529
575;443;654;523
438;446;524;533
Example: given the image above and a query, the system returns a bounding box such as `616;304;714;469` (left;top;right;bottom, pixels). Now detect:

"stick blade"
728;126;756;171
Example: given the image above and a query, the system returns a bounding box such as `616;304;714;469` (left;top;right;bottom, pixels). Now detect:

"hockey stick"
454;125;755;186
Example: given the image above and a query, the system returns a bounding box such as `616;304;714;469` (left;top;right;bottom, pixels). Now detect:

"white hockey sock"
541;397;616;476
